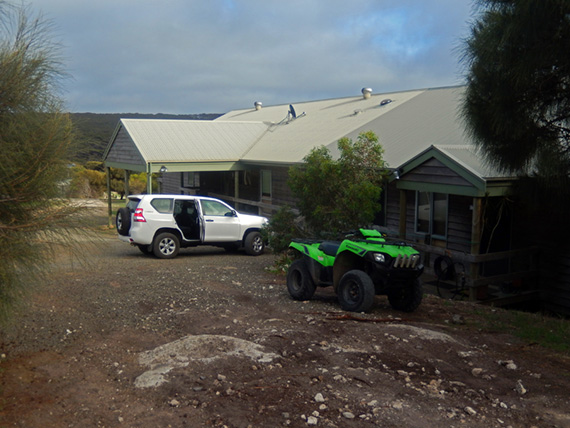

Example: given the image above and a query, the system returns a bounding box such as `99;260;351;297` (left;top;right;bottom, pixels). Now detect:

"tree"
287;131;387;235
462;0;570;176
0;3;75;321
462;0;570;238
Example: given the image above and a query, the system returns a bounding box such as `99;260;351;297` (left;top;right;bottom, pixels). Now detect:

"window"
261;170;272;198
186;172;200;188
201;199;233;216
415;192;448;238
151;198;173;213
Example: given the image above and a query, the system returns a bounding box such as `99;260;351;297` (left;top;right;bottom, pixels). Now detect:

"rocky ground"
1;205;570;427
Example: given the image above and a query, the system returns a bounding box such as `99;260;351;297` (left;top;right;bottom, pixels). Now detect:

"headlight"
373;253;386;263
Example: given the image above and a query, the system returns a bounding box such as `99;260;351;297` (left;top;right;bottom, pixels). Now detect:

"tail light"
133;208;146;222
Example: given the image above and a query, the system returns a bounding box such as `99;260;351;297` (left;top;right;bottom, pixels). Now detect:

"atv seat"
319;241;341;257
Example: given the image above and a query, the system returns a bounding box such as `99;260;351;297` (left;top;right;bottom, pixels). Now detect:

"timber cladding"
106;127;145;166
405;158;472;188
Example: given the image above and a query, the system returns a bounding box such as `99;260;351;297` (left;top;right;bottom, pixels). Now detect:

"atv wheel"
116;207;131;236
388;278;423;312
153;232;180;259
286;259;316;301
337;270;375;312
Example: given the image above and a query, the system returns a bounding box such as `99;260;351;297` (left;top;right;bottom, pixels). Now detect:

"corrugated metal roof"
120;119;269;162
433;145;508;179
217;88;427;165
108;86;504;181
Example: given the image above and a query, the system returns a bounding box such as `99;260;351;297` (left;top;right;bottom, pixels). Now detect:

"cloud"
32;0;474;113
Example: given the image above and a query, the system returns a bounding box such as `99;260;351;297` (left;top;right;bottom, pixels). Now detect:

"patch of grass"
475;308;570;354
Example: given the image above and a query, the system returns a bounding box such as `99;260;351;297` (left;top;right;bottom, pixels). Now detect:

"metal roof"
104;86;507;182
119;119;268;162
217;88;429;166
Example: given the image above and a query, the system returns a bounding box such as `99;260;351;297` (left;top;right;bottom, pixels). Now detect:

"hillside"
70;112;221;163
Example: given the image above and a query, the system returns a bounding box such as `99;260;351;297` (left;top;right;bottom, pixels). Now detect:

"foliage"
261;206;308;254
462;0;570;241
287;131;387;235
67;165;106;198
0;2;77;322
129;172;151;195
462;0;570;176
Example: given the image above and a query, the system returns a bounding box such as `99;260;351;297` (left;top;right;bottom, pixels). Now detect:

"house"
104;86;567;314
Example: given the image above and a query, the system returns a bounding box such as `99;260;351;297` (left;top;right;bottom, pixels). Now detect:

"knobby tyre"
286;259;316;301
337;270;375;312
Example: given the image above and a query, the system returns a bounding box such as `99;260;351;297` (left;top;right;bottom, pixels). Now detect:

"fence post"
469;197;484;300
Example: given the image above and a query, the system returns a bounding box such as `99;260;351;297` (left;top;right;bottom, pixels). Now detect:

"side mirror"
225;210;237;217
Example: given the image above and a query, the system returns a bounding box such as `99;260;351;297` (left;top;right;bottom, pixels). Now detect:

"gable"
395;145;514;197
104;126;146;171
402;157;473;187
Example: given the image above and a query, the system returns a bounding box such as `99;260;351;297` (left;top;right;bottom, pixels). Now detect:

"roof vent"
380;98;392;106
362;87;373;99
254;101;262;110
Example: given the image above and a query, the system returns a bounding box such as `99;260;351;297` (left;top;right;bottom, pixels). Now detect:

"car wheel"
286;259;316;301
337;270;375;312
116;207;131;236
153;232;180;259
244;231;264;256
388;278;423;312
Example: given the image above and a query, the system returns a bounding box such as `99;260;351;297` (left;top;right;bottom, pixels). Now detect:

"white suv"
116;194;268;259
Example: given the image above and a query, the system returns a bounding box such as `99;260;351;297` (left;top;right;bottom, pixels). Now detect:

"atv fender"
332;250;366;293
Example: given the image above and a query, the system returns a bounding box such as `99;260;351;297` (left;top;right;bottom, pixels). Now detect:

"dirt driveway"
1;218;570;427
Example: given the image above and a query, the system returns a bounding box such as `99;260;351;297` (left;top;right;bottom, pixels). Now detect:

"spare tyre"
434;255;455;281
116;207;131;236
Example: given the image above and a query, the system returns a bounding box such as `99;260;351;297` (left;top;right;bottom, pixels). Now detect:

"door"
199;199;240;242
173;199;200;240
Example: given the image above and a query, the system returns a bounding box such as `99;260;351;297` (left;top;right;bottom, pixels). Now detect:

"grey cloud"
33;0;474;113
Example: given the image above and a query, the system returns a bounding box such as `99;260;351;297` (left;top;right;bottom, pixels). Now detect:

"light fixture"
159;165;168;173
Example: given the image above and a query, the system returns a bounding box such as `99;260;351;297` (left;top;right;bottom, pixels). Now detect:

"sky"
31;0;476;114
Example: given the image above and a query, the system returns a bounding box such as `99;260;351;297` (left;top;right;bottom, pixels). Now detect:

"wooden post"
469;197;484;300
399;189;407;239
124;170;130;197
147;164;152;194
106;167;113;228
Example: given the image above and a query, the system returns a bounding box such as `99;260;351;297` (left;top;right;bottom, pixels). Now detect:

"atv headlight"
373;253;386;263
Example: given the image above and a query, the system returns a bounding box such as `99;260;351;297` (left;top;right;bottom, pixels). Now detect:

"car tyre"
287;259;316;301
137;244;152;255
388;278;423;312
153;232;180;259
244;231;264;256
338;270;375;312
116;207;131;236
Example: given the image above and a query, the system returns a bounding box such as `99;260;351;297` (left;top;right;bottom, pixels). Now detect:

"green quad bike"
287;228;424;313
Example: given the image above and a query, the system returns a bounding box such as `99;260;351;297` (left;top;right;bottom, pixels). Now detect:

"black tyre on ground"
137;244;152;255
286;259;316;301
116;207;131;236
388;278;423;312
244;231;264;256
153;232;180;259
337;270;375;312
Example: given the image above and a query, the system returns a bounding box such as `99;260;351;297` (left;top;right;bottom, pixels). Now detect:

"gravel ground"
1;206;570;427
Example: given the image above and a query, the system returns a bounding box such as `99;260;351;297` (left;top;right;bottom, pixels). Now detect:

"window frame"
260;169;272;198
414;191;448;240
